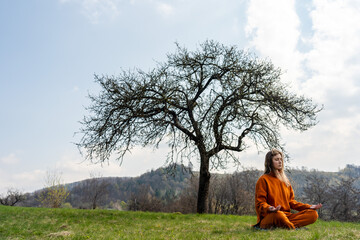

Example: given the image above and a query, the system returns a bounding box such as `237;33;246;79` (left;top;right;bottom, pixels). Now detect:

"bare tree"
208;174;221;213
73;173;110;209
38;170;69;208
231;169;260;215
77;40;322;213
209;169;259;215
128;184;163;212
328;175;360;221
302;170;331;218
210;175;232;214
0;188;26;206
168;175;198;214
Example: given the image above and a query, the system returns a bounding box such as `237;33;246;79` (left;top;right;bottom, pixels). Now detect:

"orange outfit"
254;173;318;229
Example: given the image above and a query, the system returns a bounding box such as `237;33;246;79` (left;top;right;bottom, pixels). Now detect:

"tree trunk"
197;154;211;213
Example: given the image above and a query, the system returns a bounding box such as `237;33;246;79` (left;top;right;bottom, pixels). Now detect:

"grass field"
0;205;359;239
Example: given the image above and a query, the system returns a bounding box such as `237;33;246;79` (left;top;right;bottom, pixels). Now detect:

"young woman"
254;149;322;229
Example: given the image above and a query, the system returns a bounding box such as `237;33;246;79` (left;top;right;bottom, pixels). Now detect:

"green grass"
0;205;359;239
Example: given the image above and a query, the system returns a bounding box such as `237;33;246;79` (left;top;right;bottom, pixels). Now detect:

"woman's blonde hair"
264;149;290;187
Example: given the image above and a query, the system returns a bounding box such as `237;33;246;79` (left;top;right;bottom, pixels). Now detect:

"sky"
1;0;360;194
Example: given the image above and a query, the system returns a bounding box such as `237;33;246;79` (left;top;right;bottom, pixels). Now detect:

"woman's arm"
255;177;272;215
289;186;312;211
310;203;323;209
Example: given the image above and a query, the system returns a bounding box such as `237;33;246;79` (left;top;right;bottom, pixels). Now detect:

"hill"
19;164;193;209
13;164;360;221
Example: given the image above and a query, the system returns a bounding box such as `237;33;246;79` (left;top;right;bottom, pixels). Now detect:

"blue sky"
1;0;359;194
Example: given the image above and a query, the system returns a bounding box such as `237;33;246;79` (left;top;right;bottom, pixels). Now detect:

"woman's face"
272;153;283;171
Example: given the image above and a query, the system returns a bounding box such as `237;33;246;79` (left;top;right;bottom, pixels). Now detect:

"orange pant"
259;209;318;229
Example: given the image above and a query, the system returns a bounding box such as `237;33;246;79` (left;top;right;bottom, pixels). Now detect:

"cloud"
156;2;174;17
14;169;47;183
72;86;79;92
1;153;20;165
0;169;46;195
0;145;167;194
282;111;360;171
245;0;304;90
0;170;12;194
288;0;360;171
302;0;360;102
59;0;177;23
60;0;122;24
244;0;360;172
52;146;168;184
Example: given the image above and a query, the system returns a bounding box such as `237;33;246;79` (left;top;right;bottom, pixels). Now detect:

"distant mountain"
20;164;193;208
288;164;360;195
18;164;359;210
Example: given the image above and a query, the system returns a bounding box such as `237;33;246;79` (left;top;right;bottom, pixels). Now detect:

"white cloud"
72;86;79;92
302;0;360;102
0;170;12;194
52;146;168;184
244;0;360;172
1;153;20;165
60;0;122;24
245;0;304;91
325;115;360;138
0;145;168;194
83;0;122;23
282;112;360;171
231;17;241;36
59;0;177;23
156;2;174;17
0;169;46;195
14;169;46;183
287;0;360;171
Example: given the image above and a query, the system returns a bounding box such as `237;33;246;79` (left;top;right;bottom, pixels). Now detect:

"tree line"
1;164;359;222
126;165;360;222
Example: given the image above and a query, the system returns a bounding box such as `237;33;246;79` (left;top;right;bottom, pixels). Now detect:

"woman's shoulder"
257;173;277;183
259;173;274;179
257;173;271;182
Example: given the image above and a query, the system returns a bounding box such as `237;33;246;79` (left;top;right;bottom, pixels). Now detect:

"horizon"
20;163;360;195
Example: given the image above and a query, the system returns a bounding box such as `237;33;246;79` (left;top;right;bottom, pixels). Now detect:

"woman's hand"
269;205;281;212
310;203;323;209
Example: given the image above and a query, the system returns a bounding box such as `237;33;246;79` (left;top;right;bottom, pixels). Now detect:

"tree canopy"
78;40;322;213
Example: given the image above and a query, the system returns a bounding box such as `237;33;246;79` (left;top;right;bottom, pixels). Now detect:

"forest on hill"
2;164;359;222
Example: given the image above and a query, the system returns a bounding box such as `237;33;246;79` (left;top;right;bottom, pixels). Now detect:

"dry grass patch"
48;230;72;237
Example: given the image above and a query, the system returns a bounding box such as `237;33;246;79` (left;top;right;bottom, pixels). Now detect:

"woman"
254;149;322;229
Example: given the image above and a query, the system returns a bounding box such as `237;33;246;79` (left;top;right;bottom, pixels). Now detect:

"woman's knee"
273;211;295;228
274;211;287;218
307;209;318;223
272;211;290;223
260;211;293;229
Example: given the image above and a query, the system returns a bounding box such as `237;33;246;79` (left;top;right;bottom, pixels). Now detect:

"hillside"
19;164;193;208
14;164;360;220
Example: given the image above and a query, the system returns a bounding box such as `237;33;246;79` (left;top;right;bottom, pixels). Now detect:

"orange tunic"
255;173;311;225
